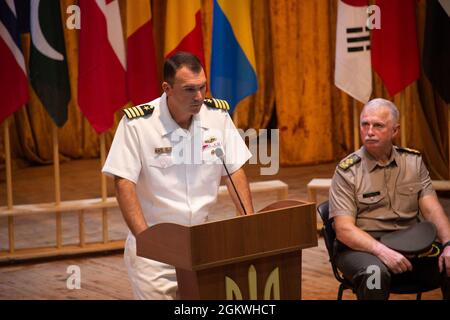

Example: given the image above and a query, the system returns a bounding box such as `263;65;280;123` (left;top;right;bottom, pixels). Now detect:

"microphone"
215;148;248;215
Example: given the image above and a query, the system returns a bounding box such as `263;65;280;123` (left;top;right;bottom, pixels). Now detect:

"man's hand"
115;176;148;236
335;215;412;274
439;245;450;276
372;242;413;274
420;194;450;276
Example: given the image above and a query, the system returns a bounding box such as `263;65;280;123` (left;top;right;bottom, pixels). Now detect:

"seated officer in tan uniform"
329;98;450;300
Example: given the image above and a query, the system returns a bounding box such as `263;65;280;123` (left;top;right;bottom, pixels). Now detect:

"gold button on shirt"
329;146;436;232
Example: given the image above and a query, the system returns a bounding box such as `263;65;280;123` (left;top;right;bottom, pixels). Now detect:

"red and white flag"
0;0;28;124
126;0;159;105
371;0;420;97
78;0;127;133
334;0;372;103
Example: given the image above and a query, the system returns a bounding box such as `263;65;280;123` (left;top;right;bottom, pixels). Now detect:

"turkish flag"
371;0;420;97
78;0;127;133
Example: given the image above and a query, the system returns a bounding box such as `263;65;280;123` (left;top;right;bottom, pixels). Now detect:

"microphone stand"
216;148;248;215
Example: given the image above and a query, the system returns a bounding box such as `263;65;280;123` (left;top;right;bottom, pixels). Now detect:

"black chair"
317;200;439;300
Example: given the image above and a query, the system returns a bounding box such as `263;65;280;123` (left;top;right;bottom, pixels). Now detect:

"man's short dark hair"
163;52;203;85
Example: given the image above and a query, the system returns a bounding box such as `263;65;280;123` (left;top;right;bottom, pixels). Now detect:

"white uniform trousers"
124;233;178;300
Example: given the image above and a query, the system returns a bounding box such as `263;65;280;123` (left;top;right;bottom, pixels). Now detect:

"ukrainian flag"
210;0;258;114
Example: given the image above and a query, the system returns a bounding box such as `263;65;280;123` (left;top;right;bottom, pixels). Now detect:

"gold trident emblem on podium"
225;265;280;300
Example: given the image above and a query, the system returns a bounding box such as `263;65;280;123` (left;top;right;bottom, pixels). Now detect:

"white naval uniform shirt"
102;92;252;227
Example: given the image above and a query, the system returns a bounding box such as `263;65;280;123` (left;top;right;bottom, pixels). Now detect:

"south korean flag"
334;0;372;103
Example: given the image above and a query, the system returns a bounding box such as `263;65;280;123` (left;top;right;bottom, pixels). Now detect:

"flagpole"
100;133;108;243
4;117;15;253
353;99;360;151
52;123;62;248
400;91;407;147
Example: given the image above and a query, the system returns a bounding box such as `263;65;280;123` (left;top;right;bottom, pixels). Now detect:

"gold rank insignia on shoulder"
395;146;421;155
338;154;361;171
204;98;230;111
123;104;154;119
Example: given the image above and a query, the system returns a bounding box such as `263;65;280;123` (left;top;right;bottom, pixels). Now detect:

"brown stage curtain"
0;0;447;179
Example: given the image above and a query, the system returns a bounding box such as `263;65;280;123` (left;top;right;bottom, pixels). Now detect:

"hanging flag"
423;0;450;103
334;0;371;103
78;0;127;134
210;0;258;114
371;0;420;97
126;0;159;105
0;0;29;124
29;0;70;127
164;0;205;66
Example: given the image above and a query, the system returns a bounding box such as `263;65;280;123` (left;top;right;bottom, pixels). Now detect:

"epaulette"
395;146;421;155
204;98;230;111
123;104;154;119
338;154;361;171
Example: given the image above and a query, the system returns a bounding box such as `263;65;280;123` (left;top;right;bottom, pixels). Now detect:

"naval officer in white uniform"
102;52;254;299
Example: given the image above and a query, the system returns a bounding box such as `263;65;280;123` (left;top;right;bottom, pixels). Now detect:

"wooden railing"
0;180;288;263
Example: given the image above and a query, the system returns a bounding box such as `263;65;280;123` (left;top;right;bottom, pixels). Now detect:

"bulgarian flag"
164;0;205;66
126;0;159;105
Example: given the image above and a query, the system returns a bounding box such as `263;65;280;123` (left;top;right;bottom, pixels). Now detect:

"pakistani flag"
30;0;70;127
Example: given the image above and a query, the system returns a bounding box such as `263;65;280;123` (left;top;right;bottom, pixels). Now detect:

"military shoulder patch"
123;104;154;119
338;154;361;171
395;146;421;155
204;98;230;111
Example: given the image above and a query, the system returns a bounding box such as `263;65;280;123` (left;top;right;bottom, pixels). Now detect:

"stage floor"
0;159;446;299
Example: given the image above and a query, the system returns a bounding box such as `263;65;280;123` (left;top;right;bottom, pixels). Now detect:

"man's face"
360;106;399;154
163;66;207;117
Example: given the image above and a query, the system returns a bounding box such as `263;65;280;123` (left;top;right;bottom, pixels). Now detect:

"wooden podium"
136;200;317;300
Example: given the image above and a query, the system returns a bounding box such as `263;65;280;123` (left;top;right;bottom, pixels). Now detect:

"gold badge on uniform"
338;154;361;170
204;137;217;144
155;147;172;155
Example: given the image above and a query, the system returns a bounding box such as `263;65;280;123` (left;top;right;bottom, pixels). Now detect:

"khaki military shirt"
329;146;436;231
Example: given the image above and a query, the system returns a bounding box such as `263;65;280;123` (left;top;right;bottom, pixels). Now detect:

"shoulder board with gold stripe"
204;98;230;111
123;104;154;119
338;154;361;171
395;146;421;155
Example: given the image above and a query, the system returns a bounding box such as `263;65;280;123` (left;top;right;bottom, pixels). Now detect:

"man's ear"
392;124;400;138
162;82;171;95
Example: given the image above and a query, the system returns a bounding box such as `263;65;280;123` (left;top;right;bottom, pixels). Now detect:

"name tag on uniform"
155;147;172;155
363;191;381;198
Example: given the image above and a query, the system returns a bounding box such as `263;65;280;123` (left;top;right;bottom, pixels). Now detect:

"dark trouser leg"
393;255;449;300
335;249;391;300
442;274;450;300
